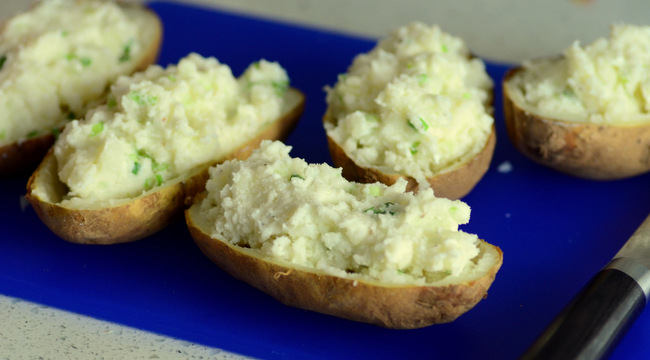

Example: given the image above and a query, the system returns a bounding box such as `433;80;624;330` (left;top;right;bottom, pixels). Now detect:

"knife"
520;213;650;360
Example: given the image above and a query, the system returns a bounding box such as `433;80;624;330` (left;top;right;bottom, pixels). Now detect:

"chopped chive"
155;174;163;186
364;202;396;215
290;174;305;180
364;114;379;122
144;177;155;190
119;39;134;63
129;92;156;106
107;95;117;108
132;162;141;175
79;57;92;67
418;74;428;85
253;61;261;69
166;75;177;82
441;44;449;53
61;30;68;37
26;130;38;138
272;80;289;96
368;184;381;197
462;92;472;99
407;119;418;131
410;141;421;155
0;55;6;70
51;128;61;140
152;161;168;173
419;117;429;131
90;122;104;136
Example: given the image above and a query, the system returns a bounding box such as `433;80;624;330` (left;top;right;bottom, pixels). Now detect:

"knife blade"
520;213;650;360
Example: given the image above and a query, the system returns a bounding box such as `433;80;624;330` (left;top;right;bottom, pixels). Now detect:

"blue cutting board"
2;1;650;359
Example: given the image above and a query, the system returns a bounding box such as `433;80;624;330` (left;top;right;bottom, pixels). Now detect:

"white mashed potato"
324;22;494;188
199;140;482;285
0;0;157;146
55;53;290;205
507;24;650;124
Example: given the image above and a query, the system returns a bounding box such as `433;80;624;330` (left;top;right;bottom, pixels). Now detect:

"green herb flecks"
107;95;117;108
51;128;61;140
441;44;449;53
90;122;104;137
129;92;157;106
26;130;38;138
364;114;379;122
272;80;289;97
0;55;6;70
364;202;397;215
144;176;155;190
289;174;305;181
407;117;429;132
418;74;428;85
368;184;381;197
66;53;92;67
410;141;421;155
132;161;141;175
119;39;134;63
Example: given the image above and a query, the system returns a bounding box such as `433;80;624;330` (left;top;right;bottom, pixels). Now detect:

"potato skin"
0;3;163;177
325;120;496;199
503;67;650;180
186;206;502;329
25;90;305;245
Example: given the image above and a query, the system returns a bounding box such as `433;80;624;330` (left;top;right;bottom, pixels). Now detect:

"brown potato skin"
186;206;502;329
0;3;163;177
325;121;496;199
25;90;305;245
503;67;650;180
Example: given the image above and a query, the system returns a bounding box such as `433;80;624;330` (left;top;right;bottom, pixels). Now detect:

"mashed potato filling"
200;140;481;285
508;24;650;124
54;53;290;205
324;22;493;188
0;0;155;146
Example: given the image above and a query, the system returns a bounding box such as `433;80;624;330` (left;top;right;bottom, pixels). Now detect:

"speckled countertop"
2;0;648;359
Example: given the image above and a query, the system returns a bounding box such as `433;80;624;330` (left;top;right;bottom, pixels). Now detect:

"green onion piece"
152;162;168;173
107;95;117;108
0;55;6;70
144;177;155;190
26;130;38;138
418;74;428;85
407;119;418;131
253;61;261;69
441;44;449;53
462;92;471;99
410;141;421;155
132;162;141;175
79;57;91;67
61;30;68;37
419;117;429;131
290;174;305;180
155;174;163;186
272;80;289;96
364;202;396;215
90;122;104;137
119;39;134;63
167;75;177;82
51;128;61;140
368;185;381;197
364;114;379;122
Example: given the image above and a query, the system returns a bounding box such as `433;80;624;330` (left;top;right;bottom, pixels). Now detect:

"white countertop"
2;0;648;359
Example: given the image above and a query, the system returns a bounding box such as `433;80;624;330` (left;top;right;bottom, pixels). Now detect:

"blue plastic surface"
2;1;650;359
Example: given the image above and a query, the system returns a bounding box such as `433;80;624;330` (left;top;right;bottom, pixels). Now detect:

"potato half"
0;2;162;176
503;65;650;180
186;203;502;329
25;89;304;245
324;118;496;200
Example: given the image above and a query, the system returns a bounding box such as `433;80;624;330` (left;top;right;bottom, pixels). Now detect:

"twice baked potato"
323;22;495;199
26;55;304;245
503;24;650;180
0;0;162;176
186;141;502;328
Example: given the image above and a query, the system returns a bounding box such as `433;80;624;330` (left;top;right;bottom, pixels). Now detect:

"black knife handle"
521;262;647;360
